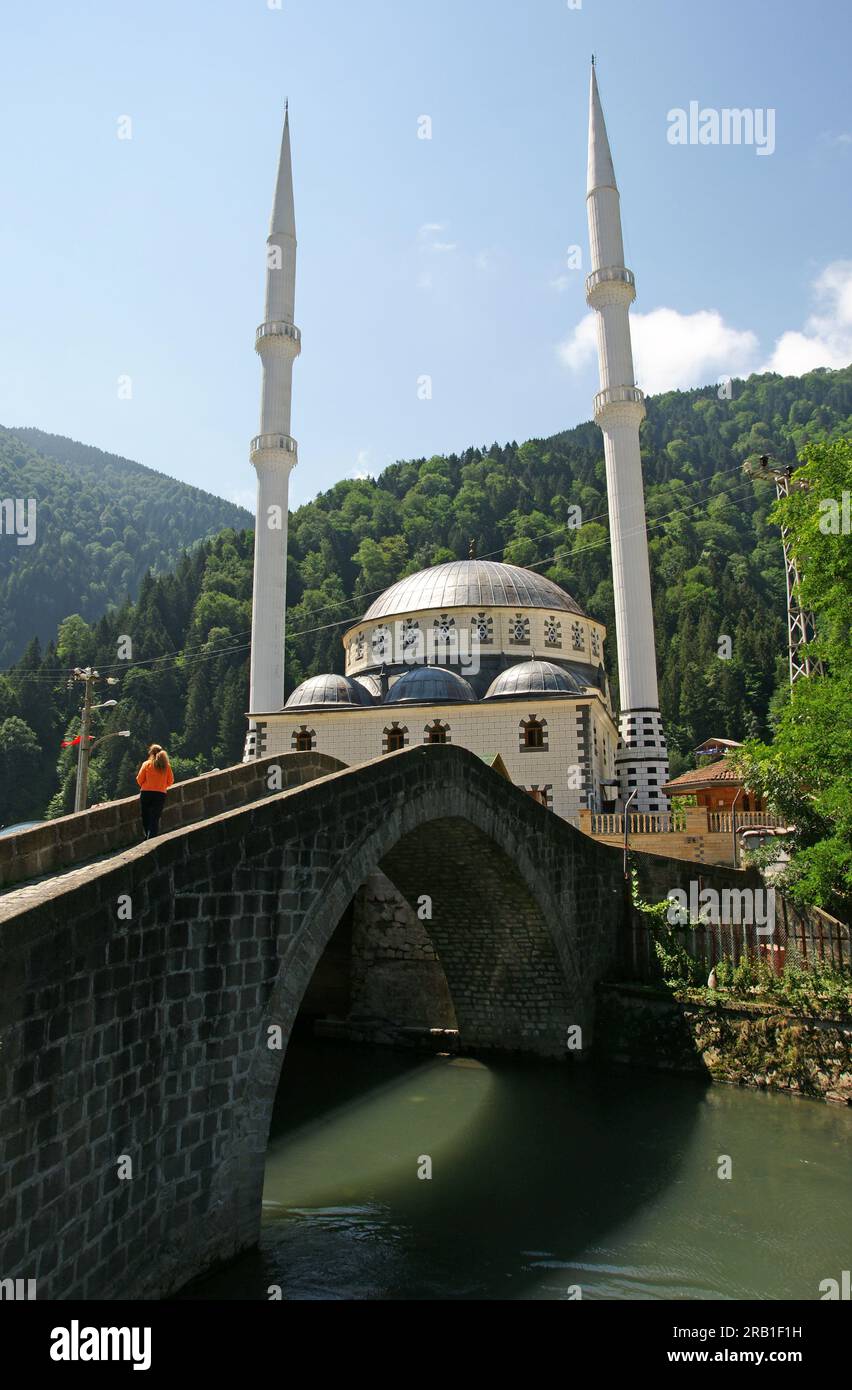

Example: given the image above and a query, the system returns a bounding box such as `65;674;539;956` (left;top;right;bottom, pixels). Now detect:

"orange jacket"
136;760;174;794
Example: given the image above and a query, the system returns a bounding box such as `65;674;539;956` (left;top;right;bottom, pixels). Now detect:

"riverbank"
595;981;852;1104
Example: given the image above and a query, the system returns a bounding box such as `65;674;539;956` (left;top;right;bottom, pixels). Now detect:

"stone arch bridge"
0;744;704;1299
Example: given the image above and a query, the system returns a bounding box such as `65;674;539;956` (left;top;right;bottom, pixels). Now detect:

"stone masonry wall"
0;752;343;891
0;742;793;1302
348;870;457;1031
0;744;628;1300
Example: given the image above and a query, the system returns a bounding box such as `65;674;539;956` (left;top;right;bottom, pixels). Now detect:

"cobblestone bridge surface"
0;744;699;1299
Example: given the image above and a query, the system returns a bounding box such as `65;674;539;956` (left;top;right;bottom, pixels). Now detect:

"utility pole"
743;454;825;687
74;669;94;813
70;668;120;813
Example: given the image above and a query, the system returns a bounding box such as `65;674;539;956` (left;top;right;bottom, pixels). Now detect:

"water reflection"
180;1040;851;1301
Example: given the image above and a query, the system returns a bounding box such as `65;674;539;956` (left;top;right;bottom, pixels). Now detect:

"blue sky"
1;0;850;511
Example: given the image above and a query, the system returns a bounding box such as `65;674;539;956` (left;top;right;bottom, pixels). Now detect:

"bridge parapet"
0;751;343;891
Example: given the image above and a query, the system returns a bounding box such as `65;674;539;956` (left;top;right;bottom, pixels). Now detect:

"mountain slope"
0;426;252;666
0;365;849;826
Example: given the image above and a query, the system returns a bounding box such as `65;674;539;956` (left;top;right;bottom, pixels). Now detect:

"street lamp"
89;731;131;751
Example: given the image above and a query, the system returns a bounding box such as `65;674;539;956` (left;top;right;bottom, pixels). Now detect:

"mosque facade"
251;558;623;823
245;65;669;821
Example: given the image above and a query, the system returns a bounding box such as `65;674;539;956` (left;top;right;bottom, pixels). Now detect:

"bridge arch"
0;744;625;1299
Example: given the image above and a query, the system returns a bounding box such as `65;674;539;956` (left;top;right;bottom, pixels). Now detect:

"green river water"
182;1039;851;1301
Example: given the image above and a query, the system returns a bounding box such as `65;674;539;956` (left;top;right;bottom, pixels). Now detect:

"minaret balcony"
251;432;298;461
585;265;635;294
585;265;636;306
593;385;645;420
255;321;301;353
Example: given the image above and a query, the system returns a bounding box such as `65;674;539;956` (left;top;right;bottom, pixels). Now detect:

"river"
181;1038;851;1301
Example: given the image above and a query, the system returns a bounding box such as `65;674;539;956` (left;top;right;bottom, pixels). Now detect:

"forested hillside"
0;366;849;827
0;426;252;666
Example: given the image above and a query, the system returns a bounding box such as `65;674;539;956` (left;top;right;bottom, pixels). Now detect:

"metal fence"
622;896;850;983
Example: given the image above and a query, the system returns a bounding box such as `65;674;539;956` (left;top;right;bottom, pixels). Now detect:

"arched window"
424;719;450;745
520;716;548;751
571;621;585;652
471;612;493;644
371;625;391;659
544;616;562;647
383;723;409;754
290;726;316;752
401;619;422;659
526;785;552;808
511;613;530;645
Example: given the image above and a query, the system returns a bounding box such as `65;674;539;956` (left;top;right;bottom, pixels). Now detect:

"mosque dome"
285;673;374;709
352;674;384;700
483;660;587;700
361;559;585;621
385;666;477;704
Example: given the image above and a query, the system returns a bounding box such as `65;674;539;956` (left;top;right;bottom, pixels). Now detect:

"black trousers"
139;790;166;839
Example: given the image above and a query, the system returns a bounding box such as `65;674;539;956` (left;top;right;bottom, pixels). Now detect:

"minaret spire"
246;105;302;754
583;63;669;812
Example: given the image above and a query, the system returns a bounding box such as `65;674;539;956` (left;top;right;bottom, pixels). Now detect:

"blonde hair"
148;743;170;772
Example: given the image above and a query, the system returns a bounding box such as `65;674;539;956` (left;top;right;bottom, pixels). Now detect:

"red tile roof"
662;757;743;792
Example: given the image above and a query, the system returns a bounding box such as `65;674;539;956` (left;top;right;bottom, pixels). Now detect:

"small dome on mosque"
285;673;374;709
385;666;477;704
361;559;585;621
483;660;587;700
352;673;384;700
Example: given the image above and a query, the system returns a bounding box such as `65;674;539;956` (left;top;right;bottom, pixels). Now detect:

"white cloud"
558;311;598;371
351;448;373;480
559;306;758;392
631;309;759;393
762;260;852;374
418;222;456;254
550;274;576;294
557;261;852;394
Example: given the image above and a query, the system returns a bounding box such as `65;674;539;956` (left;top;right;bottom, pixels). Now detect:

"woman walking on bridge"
136;744;174;840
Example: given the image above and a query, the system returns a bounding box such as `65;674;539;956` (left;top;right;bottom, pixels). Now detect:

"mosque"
244;67;669;824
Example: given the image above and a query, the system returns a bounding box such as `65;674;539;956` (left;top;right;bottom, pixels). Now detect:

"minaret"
246;104;301;755
584;61;668;812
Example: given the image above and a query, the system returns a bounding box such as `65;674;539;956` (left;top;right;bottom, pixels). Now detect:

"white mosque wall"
257;695;619;824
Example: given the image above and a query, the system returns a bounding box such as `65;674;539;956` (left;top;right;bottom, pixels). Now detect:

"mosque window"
355;632;366;660
572;622;585;651
544;617;562;647
591;629;600;657
402;619;421;656
383;723;409;754
372;625;391;659
291;726;316;752
520;716;548;752
434;613;456;643
511;614;530;644
472;612;493;644
424;719;450;745
526;785;552;809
